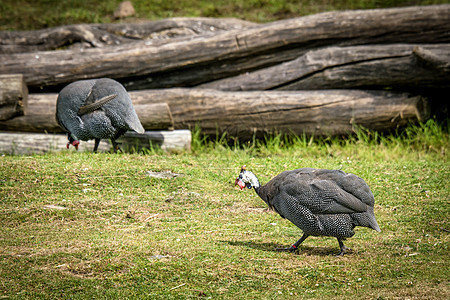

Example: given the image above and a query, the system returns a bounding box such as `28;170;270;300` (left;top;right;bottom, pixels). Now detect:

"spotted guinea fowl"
56;78;144;152
235;165;380;255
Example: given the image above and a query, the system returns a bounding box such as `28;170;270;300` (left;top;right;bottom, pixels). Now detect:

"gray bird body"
56;78;144;151
236;167;381;255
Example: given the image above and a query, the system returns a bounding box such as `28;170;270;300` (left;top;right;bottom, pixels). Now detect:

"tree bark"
117;130;191;152
0;89;429;138
0;130;191;154
130;88;430;139
198;44;450;91
0;74;28;120
0;93;174;132
0;5;448;91
0;18;256;54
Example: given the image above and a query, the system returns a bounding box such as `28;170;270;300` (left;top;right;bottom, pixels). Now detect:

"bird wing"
86;78;145;134
78;93;117;116
309;180;368;213
278;173;368;215
334;173;375;207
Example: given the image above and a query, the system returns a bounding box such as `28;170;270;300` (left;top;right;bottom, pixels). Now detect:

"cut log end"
0;74;28;121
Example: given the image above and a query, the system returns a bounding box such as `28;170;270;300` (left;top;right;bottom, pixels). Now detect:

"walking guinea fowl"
56;78;145;152
235;165;380;255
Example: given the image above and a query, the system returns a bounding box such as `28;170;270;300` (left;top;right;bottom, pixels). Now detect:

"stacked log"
0;18;256;54
0;130;191;155
198;45;450;91
0;88;429;139
0;5;448;91
130;88;429;139
0;5;448;153
0;92;174;133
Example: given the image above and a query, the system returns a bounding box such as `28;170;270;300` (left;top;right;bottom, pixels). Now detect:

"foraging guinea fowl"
235;165;380;255
56;78;144;152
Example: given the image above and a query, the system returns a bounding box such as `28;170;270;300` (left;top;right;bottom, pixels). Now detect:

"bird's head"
66;133;80;150
235;165;260;190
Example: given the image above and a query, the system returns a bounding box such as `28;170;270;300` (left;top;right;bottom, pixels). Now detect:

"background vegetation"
1;0;449;30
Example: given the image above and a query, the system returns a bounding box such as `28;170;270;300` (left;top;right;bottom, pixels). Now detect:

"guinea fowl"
56;78;144;152
235;165;380;255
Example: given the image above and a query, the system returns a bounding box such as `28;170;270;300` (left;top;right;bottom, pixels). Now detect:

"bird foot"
276;245;298;253
335;246;351;256
112;144;122;153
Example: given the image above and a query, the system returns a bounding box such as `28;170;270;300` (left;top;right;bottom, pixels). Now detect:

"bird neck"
247;172;272;205
66;110;89;141
246;171;261;194
253;184;260;194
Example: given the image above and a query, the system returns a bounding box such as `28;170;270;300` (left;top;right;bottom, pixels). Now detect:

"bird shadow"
222;240;343;256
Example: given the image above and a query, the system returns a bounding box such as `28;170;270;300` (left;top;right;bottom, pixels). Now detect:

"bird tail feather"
131;122;145;134
367;207;381;232
78;94;118;116
369;216;381;232
353;207;381;232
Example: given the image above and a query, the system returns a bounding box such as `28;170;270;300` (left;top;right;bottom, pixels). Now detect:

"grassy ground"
1;0;449;30
1;121;449;299
1;1;449;298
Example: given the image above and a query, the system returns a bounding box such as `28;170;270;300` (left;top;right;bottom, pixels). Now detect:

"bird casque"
56;78;144;152
235;165;381;255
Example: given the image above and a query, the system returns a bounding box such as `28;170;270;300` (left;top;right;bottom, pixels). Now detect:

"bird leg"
93;138;100;153
276;233;309;252
336;238;350;256
111;139;122;153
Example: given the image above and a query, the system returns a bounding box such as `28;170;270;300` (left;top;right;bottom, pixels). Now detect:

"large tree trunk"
0;74;28;120
198;44;450;91
0;5;448;92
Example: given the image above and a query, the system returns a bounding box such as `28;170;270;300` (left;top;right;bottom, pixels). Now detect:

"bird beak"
235;178;246;190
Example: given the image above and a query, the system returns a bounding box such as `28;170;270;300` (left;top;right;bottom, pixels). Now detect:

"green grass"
1;2;449;297
1;0;449;30
1;121;449;299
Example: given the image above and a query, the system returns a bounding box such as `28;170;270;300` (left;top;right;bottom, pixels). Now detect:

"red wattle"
235;179;246;190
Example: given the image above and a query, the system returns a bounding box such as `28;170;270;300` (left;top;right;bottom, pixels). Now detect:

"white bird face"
235;167;259;190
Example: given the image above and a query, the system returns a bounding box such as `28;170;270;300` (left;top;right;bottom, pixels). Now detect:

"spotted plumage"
56;78;144;152
235;166;381;255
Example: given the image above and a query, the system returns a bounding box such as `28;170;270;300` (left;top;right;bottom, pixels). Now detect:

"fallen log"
198;44;450;91
0;93;174;132
0;130;191;154
0;131;111;154
117;130;191;152
128;89;430;139
1;5;449;91
0;18;256;54
0;89;429;138
0;74;28;120
412;46;450;73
